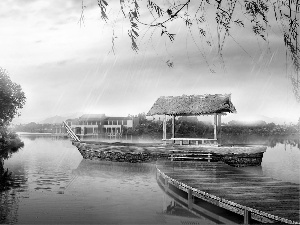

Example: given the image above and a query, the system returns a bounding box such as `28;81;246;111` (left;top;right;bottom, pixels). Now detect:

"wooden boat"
71;140;266;167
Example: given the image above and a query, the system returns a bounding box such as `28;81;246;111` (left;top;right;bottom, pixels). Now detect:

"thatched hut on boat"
147;94;236;145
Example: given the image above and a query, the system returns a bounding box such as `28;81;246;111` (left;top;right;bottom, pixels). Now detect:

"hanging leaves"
128;10;139;52
215;0;237;52
185;18;192;26
97;0;108;21
167;33;176;42
91;0;299;101
120;0;126;17
197;15;206;23
234;19;244;27
244;0;269;41
199;28;206;37
252;22;266;40
161;29;176;42
147;0;164;17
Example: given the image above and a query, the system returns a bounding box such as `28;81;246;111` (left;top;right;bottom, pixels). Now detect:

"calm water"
1;136;215;224
1;135;299;224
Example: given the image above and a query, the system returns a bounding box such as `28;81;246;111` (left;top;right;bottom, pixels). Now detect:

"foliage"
0;68;26;189
84;0;299;100
12;122;54;133
222;121;298;135
124;115;213;139
220;133;300;147
0;68;26;126
171;119;214;138
0;164;13;191
0;129;24;191
0;129;24;160
123;114;298;140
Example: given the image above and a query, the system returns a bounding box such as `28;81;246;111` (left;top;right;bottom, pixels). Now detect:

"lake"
1;135;299;224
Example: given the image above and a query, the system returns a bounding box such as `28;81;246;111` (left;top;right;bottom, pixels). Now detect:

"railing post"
164;177;169;191
188;188;193;209
214;113;217;140
244;208;251;224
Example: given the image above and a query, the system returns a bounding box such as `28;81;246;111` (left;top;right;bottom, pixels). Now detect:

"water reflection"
0;163;28;224
0;189;19;224
73;159;157;177
2;137;213;224
261;143;300;184
161;198;216;224
237;165;264;176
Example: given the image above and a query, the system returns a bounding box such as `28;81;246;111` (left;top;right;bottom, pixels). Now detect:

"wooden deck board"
157;161;300;223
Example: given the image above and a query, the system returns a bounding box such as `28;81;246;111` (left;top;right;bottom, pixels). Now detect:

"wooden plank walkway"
156;161;300;224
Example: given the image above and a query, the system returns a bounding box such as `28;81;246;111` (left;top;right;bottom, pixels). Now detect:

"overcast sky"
1;0;299;124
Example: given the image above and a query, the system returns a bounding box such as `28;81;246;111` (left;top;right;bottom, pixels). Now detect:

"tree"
0;68;26;189
0;68;26;127
83;0;299;100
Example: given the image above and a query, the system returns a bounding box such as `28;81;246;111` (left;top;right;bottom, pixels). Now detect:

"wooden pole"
218;114;222;145
214;113;217;140
163;115;167;144
172;115;175;143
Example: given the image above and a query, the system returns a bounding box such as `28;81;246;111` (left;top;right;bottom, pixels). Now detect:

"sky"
1;0;299;124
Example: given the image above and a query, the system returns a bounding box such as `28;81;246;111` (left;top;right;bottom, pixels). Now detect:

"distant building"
65;114;139;136
52;124;67;134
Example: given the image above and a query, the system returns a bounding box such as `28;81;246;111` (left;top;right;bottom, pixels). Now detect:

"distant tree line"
222;121;298;136
12;122;54;133
12;113;299;139
122;113;299;141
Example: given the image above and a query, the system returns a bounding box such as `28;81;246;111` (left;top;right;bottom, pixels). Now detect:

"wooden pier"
156;161;300;224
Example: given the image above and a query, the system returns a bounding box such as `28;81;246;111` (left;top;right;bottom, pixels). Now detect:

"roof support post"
172;115;175;143
218;114;222;146
163;115;167;145
214;113;217;140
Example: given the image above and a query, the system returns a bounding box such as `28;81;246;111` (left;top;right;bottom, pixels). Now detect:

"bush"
0;129;24;160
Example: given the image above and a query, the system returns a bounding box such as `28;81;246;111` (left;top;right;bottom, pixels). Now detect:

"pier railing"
156;166;299;224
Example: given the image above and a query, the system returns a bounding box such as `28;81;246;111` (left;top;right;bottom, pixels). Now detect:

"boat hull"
72;141;267;167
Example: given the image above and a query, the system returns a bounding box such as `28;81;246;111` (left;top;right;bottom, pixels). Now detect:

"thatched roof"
147;94;236;116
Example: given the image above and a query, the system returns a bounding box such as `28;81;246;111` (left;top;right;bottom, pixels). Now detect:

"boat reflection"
237;165;263;176
72;159;157;177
